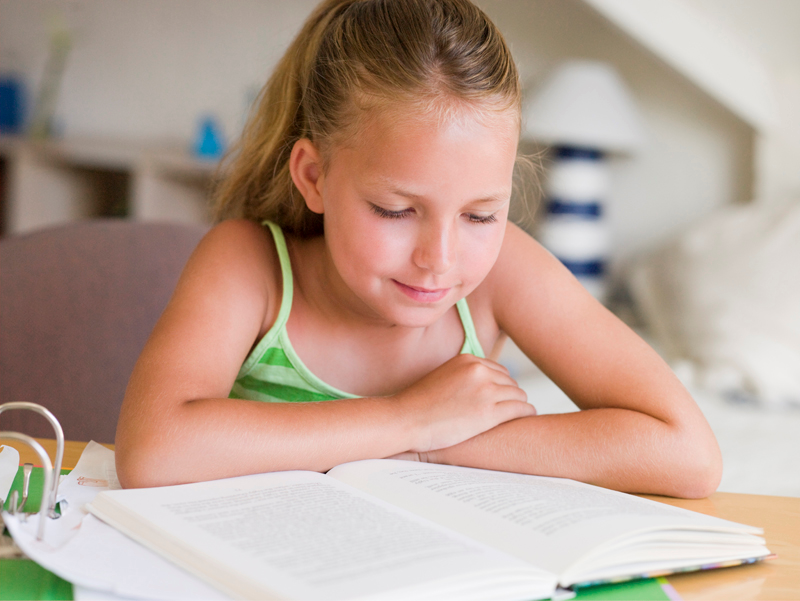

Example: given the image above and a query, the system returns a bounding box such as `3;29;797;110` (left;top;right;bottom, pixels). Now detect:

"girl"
116;0;721;498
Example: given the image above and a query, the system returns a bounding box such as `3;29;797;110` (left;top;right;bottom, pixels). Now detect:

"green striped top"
229;221;485;403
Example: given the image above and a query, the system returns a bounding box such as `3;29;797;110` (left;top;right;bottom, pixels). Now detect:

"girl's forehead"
345;100;519;151
326;102;519;198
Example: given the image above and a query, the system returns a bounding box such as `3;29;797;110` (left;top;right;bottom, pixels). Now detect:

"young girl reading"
116;0;722;497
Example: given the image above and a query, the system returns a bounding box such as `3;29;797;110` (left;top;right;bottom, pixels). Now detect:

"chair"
0;219;208;443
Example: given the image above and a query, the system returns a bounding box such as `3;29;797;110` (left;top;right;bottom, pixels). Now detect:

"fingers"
478;378;534;429
454;355;515;387
495;399;537;422
401;352;536;452
491;382;528;404
449;352;510;375
472;355;511;376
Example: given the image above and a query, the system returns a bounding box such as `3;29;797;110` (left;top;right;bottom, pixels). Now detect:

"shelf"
0;136;218;235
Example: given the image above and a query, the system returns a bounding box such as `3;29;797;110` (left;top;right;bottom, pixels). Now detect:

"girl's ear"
289;138;325;214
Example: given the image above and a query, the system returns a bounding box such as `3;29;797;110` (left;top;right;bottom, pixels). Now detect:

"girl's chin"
386;300;459;329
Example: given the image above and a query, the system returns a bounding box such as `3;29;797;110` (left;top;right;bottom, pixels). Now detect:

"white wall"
682;0;800;203
0;0;319;142
1;0;795;275
480;0;753;275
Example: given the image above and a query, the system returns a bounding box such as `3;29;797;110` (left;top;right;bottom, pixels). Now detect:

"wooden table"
0;438;109;472
3;438;798;600
641;492;799;600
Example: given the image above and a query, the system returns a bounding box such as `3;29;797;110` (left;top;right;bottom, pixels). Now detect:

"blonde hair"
212;0;523;236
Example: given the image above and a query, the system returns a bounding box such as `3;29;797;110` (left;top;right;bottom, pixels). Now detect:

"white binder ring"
0;432;53;540
0;401;65;534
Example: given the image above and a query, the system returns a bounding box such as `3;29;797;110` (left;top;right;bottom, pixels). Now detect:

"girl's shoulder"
466;222;539;350
200;218;280;264
477;220;569;302
186;219;284;339
470;221;581;343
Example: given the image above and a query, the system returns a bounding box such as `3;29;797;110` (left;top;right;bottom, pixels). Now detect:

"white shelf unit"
0;135;218;235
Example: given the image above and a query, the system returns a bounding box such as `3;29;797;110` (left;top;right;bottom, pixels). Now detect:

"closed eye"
465;213;498;224
370;204;414;219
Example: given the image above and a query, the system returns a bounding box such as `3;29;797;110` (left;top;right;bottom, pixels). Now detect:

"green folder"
573;577;673;600
2;466;73;600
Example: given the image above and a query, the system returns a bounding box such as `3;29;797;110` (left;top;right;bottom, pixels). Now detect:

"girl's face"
310;104;519;328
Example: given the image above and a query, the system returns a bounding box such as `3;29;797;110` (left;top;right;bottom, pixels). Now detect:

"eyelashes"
369;204;497;224
370;204;413;220
467;213;497;224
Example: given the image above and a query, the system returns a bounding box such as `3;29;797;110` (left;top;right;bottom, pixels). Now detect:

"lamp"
523;60;645;302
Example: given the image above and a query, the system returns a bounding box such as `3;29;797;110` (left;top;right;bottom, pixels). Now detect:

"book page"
89;470;556;601
328;460;767;582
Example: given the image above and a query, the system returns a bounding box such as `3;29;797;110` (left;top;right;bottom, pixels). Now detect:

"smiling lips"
393;280;451;303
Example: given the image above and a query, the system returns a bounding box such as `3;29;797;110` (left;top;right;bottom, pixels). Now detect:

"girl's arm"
115;220;533;488
424;223;722;498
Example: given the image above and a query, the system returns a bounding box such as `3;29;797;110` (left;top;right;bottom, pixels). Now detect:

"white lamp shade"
523;61;646;154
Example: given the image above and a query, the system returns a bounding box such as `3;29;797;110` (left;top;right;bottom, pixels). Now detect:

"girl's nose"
413;222;456;275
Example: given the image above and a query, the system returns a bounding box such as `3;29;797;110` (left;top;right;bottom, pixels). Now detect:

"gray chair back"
0;219;207;443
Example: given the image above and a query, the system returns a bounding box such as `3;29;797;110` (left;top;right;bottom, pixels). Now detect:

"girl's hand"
392;354;536;454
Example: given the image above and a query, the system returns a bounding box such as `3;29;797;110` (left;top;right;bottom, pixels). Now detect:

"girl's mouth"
392;280;451;303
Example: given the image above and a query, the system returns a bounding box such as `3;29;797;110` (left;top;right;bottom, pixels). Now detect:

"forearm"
425;408;722;498
116;352;535;489
116;396;412;488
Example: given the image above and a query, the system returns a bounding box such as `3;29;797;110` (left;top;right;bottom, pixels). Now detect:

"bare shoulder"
473;221;611;364
480;221;591;315
466;223;555;353
177;220;280;325
472;222;564;313
488;221;562;285
123;219;282;403
152;218;285;370
478;222;666;403
187;219;278;283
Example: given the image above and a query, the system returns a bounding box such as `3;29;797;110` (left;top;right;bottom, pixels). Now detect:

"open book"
87;460;770;601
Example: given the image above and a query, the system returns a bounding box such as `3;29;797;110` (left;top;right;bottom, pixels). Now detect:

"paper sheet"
2;441;228;600
0;445;20;504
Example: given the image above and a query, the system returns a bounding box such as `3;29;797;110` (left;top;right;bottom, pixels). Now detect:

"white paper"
3;441;227;600
0;445;20;504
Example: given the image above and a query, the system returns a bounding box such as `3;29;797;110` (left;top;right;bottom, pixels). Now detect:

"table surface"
3;438;798;601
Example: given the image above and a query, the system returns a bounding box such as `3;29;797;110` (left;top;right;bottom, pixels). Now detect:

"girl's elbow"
671;436;723;499
115;435;175;489
115;445;157;489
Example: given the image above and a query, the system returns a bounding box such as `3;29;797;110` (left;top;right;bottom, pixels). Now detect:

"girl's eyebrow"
384;185;510;205
367;176;509;204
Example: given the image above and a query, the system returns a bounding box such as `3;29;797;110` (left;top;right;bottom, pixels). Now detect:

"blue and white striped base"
538;147;610;302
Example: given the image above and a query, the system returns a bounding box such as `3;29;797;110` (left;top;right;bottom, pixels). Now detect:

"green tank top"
229;221;485;403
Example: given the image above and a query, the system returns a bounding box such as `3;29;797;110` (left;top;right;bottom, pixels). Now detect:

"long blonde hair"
212;0;522;236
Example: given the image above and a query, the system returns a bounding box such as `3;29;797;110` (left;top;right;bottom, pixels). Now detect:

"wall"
0;0;319;142
682;0;800;203
1;0;793;277
480;0;753;276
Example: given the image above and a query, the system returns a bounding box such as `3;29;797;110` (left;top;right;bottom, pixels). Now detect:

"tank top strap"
263;220;293;331
456;298;485;358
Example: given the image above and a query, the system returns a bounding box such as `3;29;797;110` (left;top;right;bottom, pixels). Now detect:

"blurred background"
1;0;798;496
